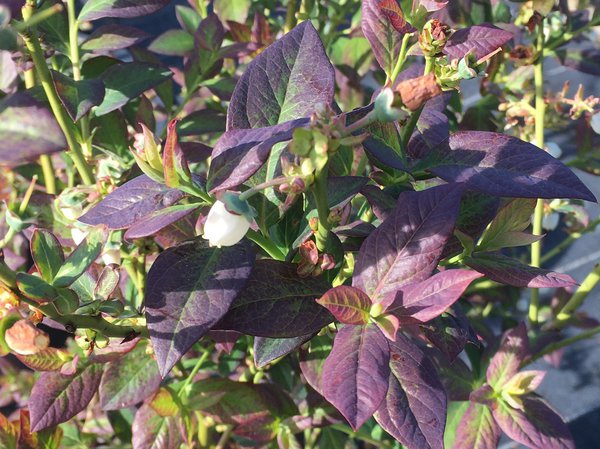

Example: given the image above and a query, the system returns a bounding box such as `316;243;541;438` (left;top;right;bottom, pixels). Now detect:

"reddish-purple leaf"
422;305;477;362
420;0;448;11
145;238;254;377
360;185;396;221
298;334;331;395
353;183;464;301
132;402;183;449
361;0;415;76
29;362;103;431
374;334;447;449
465;252;577;288
99;342;161;410
81;24;150;51
254;334;313;368
322;325;390;430
207;330;242;354
227;21;335;130
408;108;449;159
207;118;309;193
444;24;513;60
216;260;332;338
15;348;68;372
430;132;596;202
316;286;372;325
78;0;170;22
385;269;482;324
492;397;574;449
486;323;529;389
79;175;185;229
453;402;500;449
124;204;199;240
0;93;66;166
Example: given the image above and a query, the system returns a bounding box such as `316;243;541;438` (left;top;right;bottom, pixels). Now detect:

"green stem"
66;0;80;80
39;155;56;194
343;109;377;135
238;176;289;202
178;346;213;398
215;425;233;449
390;33;412;84
246;229;285;260
20;1;94;185
312;164;331;251
51;314;147;338
529;20;546;326
555;263;600;324
400;56;434;147
525;325;600;366
284;0;298;33
13;2;63;32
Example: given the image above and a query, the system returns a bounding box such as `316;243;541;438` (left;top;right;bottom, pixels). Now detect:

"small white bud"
203;200;251;247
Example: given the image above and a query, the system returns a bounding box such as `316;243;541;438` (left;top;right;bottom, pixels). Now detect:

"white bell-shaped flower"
204;200;251;247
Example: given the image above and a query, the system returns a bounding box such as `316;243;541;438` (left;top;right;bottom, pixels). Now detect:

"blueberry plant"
0;0;599;448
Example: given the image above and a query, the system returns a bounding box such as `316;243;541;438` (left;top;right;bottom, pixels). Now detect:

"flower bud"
203;200;252;247
419;19;451;57
373;88;406;122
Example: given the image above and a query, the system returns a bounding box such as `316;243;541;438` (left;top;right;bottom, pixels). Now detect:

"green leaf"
90;110;129;158
31;229;64;283
477;199;537;251
53;227;107;288
52;288;80;315
213;0;251;23
16;273;58;302
78;0;170;22
148;30;194;56
175;5;201;33
95;62;173;116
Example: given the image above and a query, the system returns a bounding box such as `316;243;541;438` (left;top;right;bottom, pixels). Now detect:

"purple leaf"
322;325;390;430
207;118;308;193
422;304;477;362
430;131;596;202
99;342;161;410
361;0;415;76
374;334;447;449
464;252;577;288
216;260;333;338
360;185;397;221
353;184;464;301
298;334;331;395
145;238;254;376
227;21;335;129
492;397;574;449
486;323;529;389
124;204;199;240
316;286;373;325
29;362;103;431
386;269;483;324
444;24;513;60
79;175;185;230
254;334;314;368
453;403;500;449
207;330;242;354
408;108;449;159
50;70;105;122
420;0;448;11
81;24;150;51
132;402;183;449
78;0;170;22
0;93;66;166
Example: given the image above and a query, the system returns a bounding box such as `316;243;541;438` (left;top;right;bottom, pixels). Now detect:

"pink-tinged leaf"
374;313;400;341
0;93;66;167
124;204;199;240
430;132;596;202
385;269;482;324
99;342;162;410
15;348;68;372
298;334;331;395
207;330;242;354
316;286;372;325
78;0;170;22
227;21;335;130
361;0;415;76
132;402;183;449
374;334;446;449
486;323;529;389
145;238;254;377
29;362;103;432
444;24;513;60
419;0;448;11
322;325;390;430
353;183;465;301
254;334;313;368
79;175;185;229
163;119;182;188
89;337;140;363
81;24;150;51
207;118;309;193
492;397;574;449
464;252;577;288
216;260;332;338
470;384;496;405
453;402;500;449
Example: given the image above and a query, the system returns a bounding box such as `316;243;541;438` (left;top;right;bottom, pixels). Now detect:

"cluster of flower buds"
435;50;496;91
554;81;600;120
419;19;451;57
297;240;336;277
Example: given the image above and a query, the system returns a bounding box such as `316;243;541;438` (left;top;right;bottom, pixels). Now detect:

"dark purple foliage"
322;325;390;430
254;334;314;368
78;0;171;22
145;238;254;376
50;70;105;122
408;108;450;159
353;183;464;301
79;175;185;230
227;21;335;130
444;24;513;60
124;204;199;240
374;334;447;449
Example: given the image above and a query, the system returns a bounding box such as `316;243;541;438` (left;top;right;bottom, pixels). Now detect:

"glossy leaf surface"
316;286;372;325
444;24;513;60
